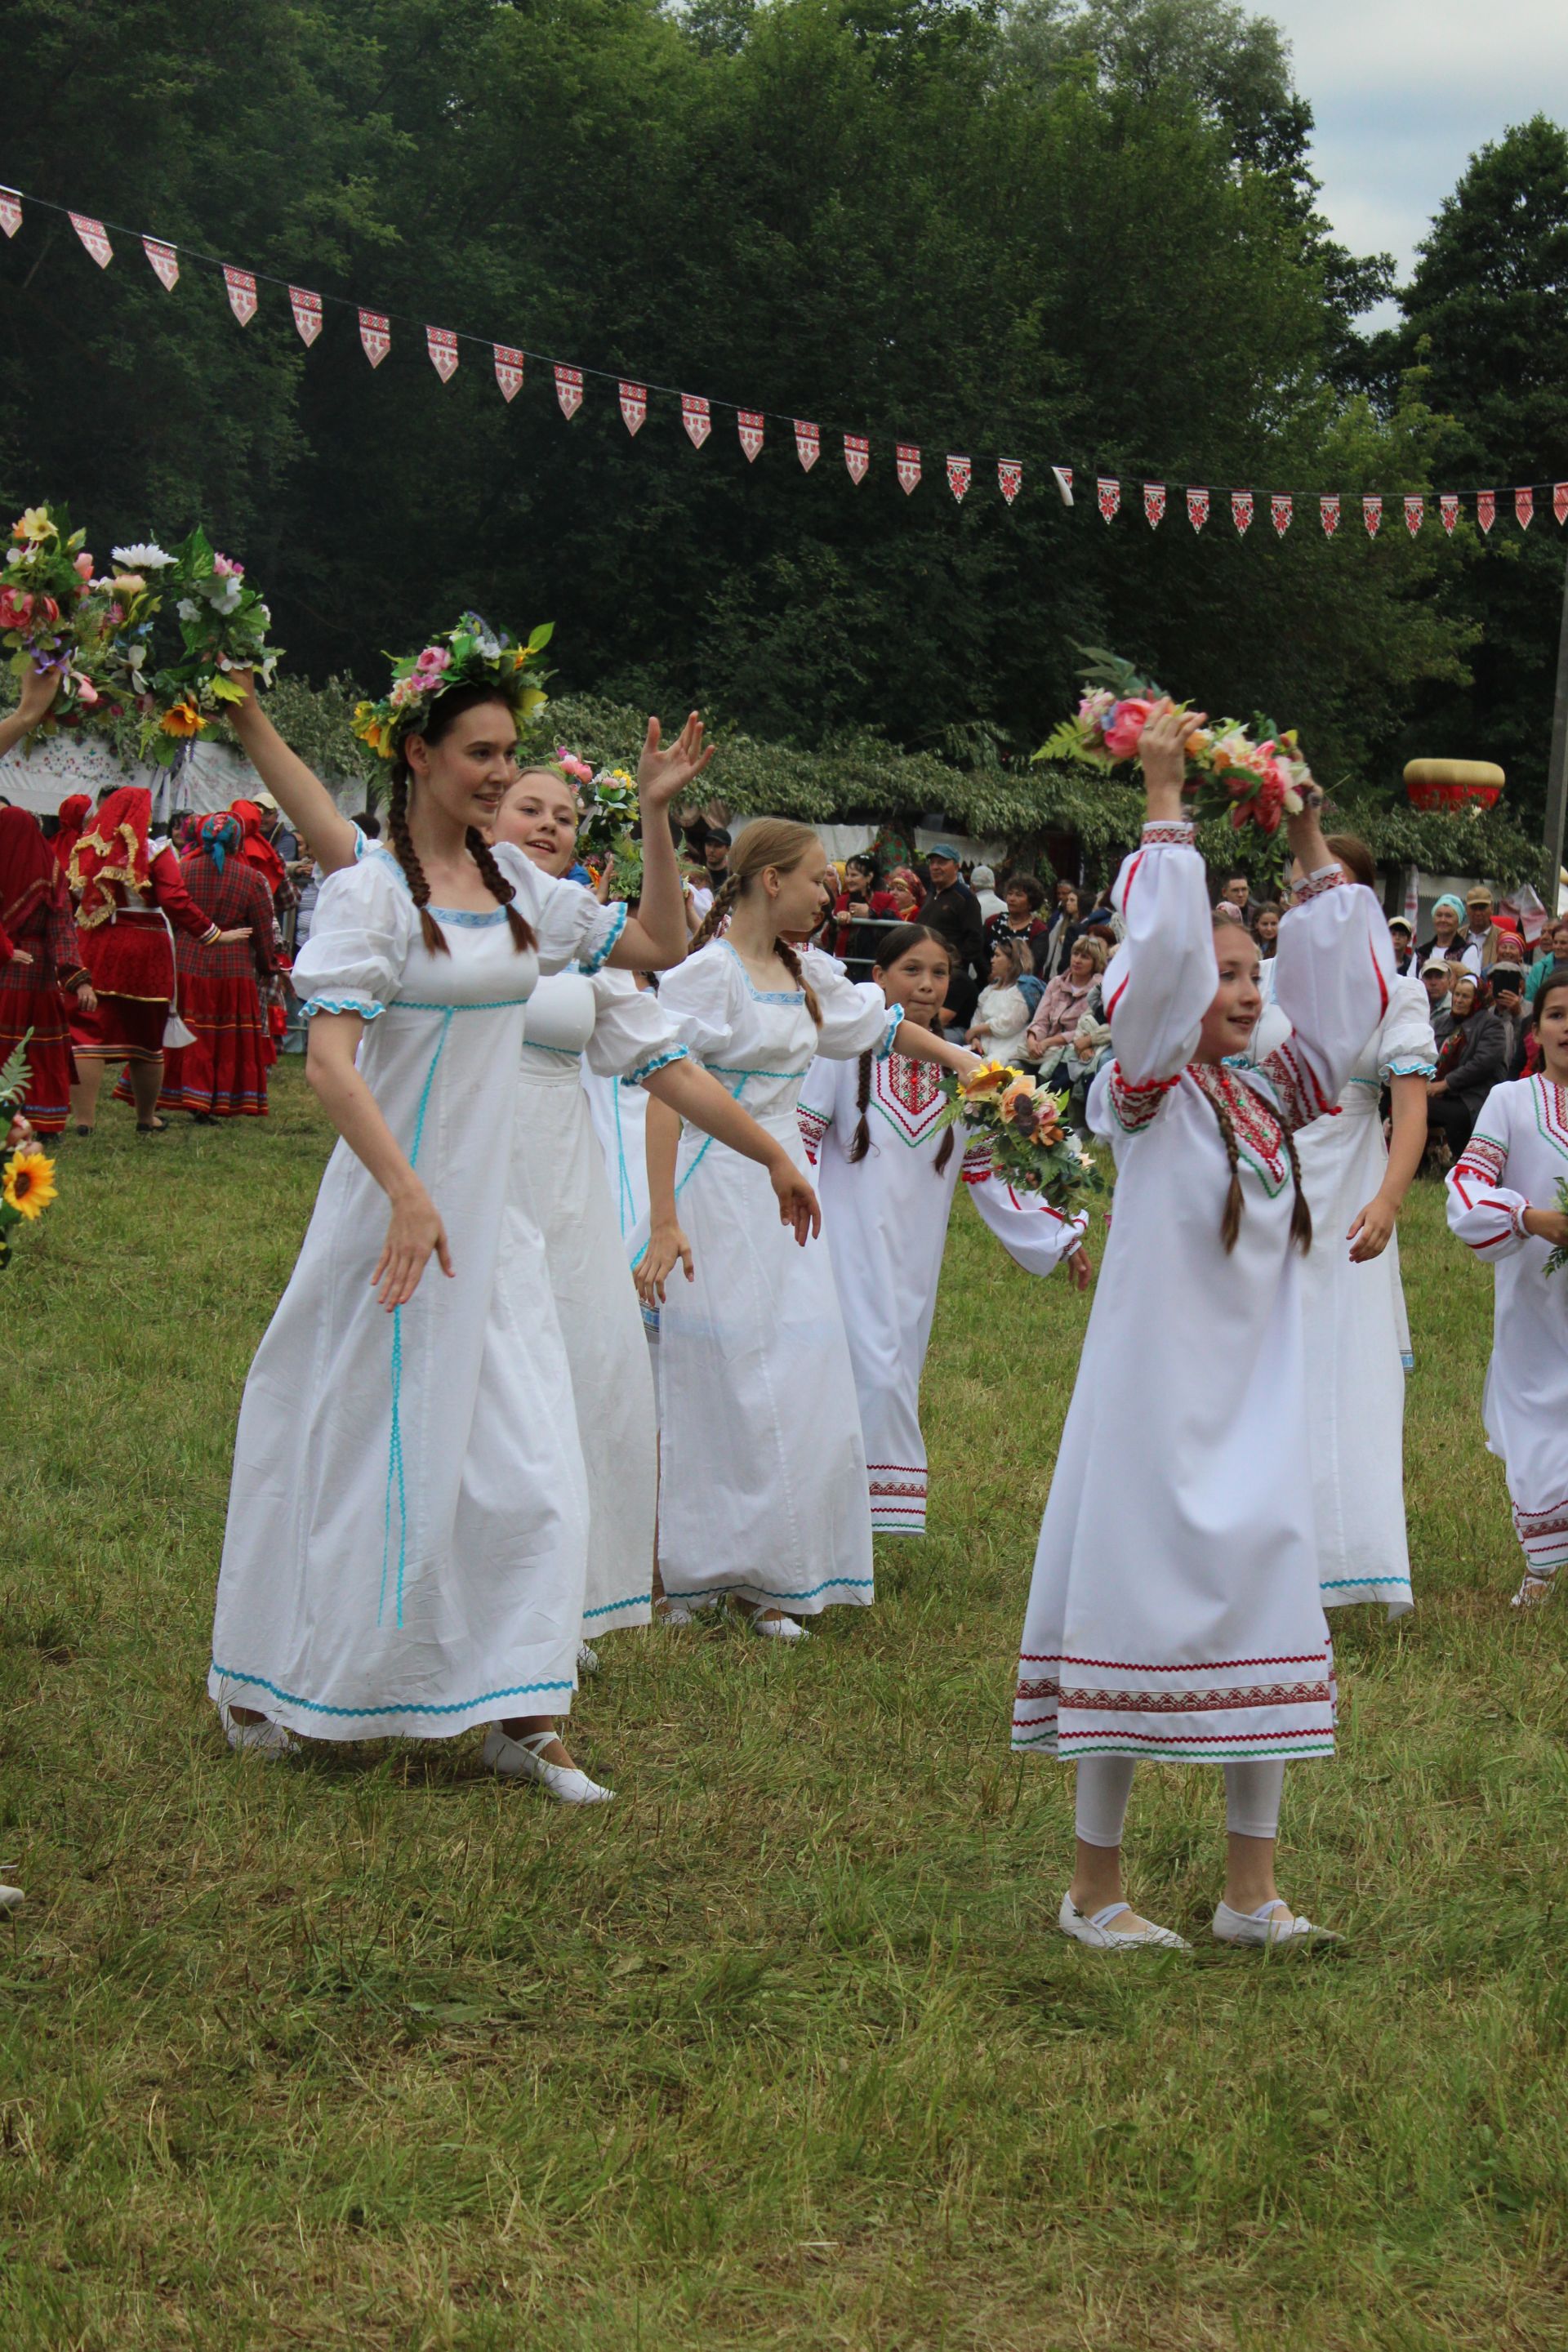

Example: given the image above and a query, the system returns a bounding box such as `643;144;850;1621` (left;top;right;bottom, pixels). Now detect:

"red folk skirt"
156;971;270;1117
0;960;78;1132
72;911;175;1062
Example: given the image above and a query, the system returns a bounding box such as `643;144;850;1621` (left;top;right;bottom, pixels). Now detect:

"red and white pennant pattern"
145;238;179;291
494;345;524;403
291;287;323;346
619;381;646;435
225;267;258;326
896;443;921;495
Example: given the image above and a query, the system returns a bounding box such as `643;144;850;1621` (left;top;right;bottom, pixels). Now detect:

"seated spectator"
1421;955;1454;1048
969;863;1006;924
1254;902;1283;959
1526;919;1568;1000
967;938;1034;1065
986;871;1049;956
1490;957;1529;1080
1064;980;1111;1130
1462;884;1509;970
1427;971;1507;1165
1419;893;1481;972
1025;935;1107;1082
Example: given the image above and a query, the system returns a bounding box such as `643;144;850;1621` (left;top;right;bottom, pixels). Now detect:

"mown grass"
2;1064;1565;2350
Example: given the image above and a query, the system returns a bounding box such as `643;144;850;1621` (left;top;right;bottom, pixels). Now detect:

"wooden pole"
1544;543;1568;918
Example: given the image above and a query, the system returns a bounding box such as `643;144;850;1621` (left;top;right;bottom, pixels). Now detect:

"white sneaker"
1058;1892;1188;1950
1511;1571;1558;1610
0;1872;22;1916
218;1696;298;1756
577;1640;600;1675
1212;1899;1337;1949
480;1726;614;1806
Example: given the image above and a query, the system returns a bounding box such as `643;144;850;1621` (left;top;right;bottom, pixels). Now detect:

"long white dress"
1291;977;1436;1617
652;940;902;1615
514;966;687;1635
1446;1077;1568;1579
1013;828;1392;1764
797;1049;1089;1533
209;844;625;1740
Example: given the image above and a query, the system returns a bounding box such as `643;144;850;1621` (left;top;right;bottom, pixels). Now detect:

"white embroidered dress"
514;965;687;1635
1012;830;1392;1764
1446;1077;1568;1580
209;844;625;1740
652;941;901;1615
797;1049;1088;1532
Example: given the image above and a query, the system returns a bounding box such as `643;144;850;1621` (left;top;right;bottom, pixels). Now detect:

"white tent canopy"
0;733;363;821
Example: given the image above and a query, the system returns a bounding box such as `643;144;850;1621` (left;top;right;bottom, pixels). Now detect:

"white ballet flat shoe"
1058;1893;1189;1950
0;1872;23;1916
1511;1571;1557;1610
218;1699;299;1757
480;1726;614;1806
746;1609;808;1642
577;1640;600;1675
1212;1899;1338;1949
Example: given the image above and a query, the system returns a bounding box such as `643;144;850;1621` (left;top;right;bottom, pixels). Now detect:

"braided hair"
688;819;826;1026
389;684;536;956
849;922;954;1173
1203;1075;1312;1256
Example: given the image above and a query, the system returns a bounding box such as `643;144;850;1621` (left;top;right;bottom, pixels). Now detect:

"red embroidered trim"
1057;1680;1334;1715
1258;1038;1329;1134
1514;1494;1568;1535
1018;1650;1327;1670
868;1476;926;1498
1292;866;1344;905
1107;1065;1178;1135
1188;1061;1288;1187
1055;1726;1333;1746
796;1104;829;1165
1536;1076;1568;1157
1458;1136;1506;1185
1140;822;1195;846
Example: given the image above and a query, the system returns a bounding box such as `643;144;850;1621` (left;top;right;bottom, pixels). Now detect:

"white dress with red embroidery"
1446;1076;1568;1582
1012;829;1392;1764
797;1049;1087;1534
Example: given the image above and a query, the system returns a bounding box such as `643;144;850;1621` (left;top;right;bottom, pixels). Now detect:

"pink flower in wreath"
74;550;95;581
413;645;451;678
212;553;244;579
1101;697;1153;760
0;586;34;630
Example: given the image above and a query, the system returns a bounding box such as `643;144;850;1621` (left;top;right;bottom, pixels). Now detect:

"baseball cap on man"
1421;956;1453;978
1389;915;1413;934
1465;885;1493;907
927;844;961;864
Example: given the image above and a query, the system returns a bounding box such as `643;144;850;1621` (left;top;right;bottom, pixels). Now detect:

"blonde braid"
690;871;741;951
773;935;822;1027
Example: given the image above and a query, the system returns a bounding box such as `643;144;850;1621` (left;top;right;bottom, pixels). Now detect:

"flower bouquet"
0;1036;57;1270
577;764;640;862
141;525;283;765
938;1062;1103;1212
1036;648;1313;835
0;502;103;732
72;541;175;728
352;613;553;763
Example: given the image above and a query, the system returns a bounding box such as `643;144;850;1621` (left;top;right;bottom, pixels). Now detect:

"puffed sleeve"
656;942;742;1064
966;1165;1089;1272
802;947;902;1062
291;853;415;1021
1447;1087;1531;1260
796;1053;840;1164
584;965;689;1085
1257;872;1395;1130
497;845;627;978
1376;974;1439;1084
1092;827;1217;1138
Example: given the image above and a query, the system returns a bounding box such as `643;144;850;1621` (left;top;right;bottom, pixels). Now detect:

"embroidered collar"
1188;1060;1289;1194
873;1052;946;1144
723;939;803;1004
1534;1074;1568;1159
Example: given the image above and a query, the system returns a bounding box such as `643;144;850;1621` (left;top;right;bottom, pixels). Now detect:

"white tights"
1074;1754;1285;1848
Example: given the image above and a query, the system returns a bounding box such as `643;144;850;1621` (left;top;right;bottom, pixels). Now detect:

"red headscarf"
52;792;92;875
229;800;287;893
0;805;69;937
69;786;154;930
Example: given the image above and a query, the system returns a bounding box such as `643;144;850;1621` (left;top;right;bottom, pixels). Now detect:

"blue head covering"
196;813;242;872
1432;893;1467;924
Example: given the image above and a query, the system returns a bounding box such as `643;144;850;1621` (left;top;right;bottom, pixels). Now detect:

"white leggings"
1074;1754;1285;1847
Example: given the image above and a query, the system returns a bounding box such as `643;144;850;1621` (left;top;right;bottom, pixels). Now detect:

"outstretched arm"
606;715;712;972
229;679;363;875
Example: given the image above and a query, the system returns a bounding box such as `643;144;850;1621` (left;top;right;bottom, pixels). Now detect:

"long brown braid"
690;871;741;951
688;819;826;1025
1204;1075;1310;1256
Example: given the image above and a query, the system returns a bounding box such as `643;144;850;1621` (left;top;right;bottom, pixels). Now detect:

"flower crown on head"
352;612;554;761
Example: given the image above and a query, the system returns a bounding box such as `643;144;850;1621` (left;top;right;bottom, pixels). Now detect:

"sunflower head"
160;698;207;738
3;1148;56;1220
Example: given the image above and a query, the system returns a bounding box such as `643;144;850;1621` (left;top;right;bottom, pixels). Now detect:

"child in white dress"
968;938;1033;1066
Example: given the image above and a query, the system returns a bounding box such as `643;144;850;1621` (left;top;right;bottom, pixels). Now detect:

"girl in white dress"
1013;706;1392;1950
212;646;694;1801
1445;968;1568;1608
797;923;1091;1535
638;823;981;1637
967;938;1033;1066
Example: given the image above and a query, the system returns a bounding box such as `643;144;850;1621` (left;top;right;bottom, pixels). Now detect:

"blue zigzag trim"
212;1664;572;1717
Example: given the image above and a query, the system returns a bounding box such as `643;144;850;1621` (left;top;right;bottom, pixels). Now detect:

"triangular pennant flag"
682;394;711;448
896;443;921;495
1187;487;1209;532
1477;490;1495;533
1232;490;1254;534
143;237;179;291
619;381;647;435
359;310;390;368
0;189;20;239
493;345;524;403
1441;493;1459;534
738;411;764;462
1144;482;1166;528
290;286;323;345
947;455;971;501
844;434;870;484
224;266;257;325
1555;483;1568;528
1096;475;1120;523
1271;493;1292;537
1363;494;1382;537
426;326;458;381
1050;465;1072;506
555;364;583;418
795;420;820;471
1321;493;1340;537
1516;486;1534;530
70;212;113;268
1405;494;1423;537
999;460;1022;506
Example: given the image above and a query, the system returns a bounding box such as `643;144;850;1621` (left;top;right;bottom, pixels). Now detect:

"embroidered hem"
1140;821;1195;846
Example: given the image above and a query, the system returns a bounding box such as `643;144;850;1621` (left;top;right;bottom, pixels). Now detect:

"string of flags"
7;183;1568;539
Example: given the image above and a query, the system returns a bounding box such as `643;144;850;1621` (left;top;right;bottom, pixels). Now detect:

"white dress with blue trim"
208;843;625;1743
649;940;901;1616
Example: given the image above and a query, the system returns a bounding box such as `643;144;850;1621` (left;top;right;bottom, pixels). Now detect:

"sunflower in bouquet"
0;501;108;733
140;524;283;764
0;1034;58;1271
937;1062;1103;1214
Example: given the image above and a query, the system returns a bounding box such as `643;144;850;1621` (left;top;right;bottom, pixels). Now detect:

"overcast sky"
1269;0;1568;306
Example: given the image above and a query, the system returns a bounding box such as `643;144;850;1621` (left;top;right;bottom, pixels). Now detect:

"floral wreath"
352;612;554;762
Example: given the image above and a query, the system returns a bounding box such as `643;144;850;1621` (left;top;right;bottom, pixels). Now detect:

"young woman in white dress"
1445;967;1568;1607
797;923;1090;1535
1013;706;1392;1950
212;648;694;1802
637;823;982;1637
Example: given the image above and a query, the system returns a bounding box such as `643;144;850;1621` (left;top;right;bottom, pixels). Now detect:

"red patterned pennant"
70;211;112;268
1441;493;1459;534
1477;490;1495;533
1363;494;1383;537
1232;490;1254;534
1555;483;1568;529
143;237;179;291
795;420;820;472
737;410;764;462
1144;482;1166;528
998;459;1022;506
619;381;647;435
844;434;870;484
1187;487;1209;532
359;310;390;368
682;394;711;448
1050;466;1072;505
1404;494;1423;537
896;443;921;495
1321;493;1340;537
555;364;583;419
290;286;323;346
1271;493;1292;537
225;267;257;325
947;455;971;501
1516;486;1534;530
493;345;523;403
1096;475;1120;523
0;189;20;240
426;326;459;381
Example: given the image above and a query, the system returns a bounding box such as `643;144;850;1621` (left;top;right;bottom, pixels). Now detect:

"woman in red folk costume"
0;675;95;1130
154;814;278;1121
51;793;92;877
67;786;250;1134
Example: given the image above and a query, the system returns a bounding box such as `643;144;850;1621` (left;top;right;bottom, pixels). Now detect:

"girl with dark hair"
1013;704;1393;1951
1446;967;1568;1607
798;924;1089;1535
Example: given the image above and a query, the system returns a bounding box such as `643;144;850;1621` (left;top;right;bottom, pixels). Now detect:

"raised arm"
1101;703;1218;1088
604;715;711;971
229;679;363;875
0;665;60;764
1263;799;1392;1129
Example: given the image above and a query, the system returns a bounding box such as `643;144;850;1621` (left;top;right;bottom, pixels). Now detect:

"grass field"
2;1062;1566;2350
